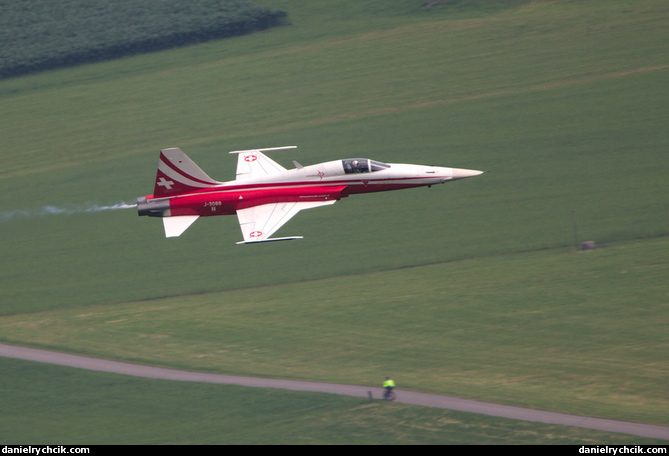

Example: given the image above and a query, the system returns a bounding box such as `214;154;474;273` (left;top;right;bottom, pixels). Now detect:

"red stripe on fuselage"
147;175;444;200
167;185;350;217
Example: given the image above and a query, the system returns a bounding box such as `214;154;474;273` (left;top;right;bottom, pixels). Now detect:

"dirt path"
1;343;667;440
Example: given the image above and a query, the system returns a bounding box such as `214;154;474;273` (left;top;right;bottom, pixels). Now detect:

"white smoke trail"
0;202;136;223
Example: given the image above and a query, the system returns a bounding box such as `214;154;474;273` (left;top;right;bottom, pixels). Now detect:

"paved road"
1;343;667;440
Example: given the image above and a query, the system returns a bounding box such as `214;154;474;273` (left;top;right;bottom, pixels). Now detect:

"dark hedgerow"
0;0;287;79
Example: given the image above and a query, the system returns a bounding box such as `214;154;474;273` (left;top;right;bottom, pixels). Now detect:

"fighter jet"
137;146;483;243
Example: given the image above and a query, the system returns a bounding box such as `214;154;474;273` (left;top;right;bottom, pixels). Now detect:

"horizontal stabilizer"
163;215;199;238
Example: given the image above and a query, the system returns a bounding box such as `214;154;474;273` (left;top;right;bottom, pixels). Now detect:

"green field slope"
1;0;667;312
2;238;667;427
0;0;667;442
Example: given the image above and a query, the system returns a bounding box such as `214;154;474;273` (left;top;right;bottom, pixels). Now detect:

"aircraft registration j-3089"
137;146;484;244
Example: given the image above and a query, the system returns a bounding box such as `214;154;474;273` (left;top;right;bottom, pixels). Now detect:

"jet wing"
229;146;296;181
236;200;336;244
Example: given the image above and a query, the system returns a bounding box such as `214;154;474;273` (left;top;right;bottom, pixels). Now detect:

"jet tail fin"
154;148;221;197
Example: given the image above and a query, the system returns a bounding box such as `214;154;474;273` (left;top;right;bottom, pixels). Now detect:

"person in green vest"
383;376;396;400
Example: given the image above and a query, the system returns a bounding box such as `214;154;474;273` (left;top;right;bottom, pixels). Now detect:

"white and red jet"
137;146;483;243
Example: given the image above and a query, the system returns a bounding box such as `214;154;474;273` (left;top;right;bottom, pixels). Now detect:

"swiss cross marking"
250;231;262;238
157;177;175;190
244;154;258;162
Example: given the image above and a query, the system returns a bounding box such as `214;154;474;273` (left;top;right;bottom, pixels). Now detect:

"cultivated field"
0;0;667;444
0;0;286;78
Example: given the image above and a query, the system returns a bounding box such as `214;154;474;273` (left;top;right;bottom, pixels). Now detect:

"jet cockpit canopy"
342;158;390;174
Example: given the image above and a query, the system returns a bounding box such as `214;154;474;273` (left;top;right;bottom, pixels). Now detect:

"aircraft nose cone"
451;168;484;180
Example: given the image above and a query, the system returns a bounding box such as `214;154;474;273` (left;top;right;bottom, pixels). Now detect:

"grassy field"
0;0;667;444
2;238;667;427
3;355;667;445
4;357;665;445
